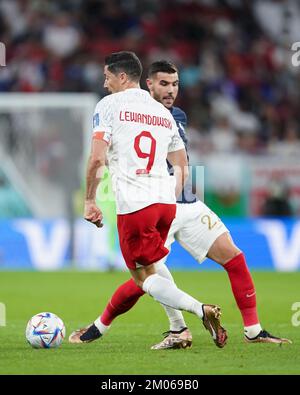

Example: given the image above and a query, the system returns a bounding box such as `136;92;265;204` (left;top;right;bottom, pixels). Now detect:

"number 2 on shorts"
134;131;156;175
201;214;218;230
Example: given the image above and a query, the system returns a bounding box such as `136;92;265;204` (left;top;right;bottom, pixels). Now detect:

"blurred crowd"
0;0;300;156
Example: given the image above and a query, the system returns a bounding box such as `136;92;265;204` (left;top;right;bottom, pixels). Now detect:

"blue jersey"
169;106;198;204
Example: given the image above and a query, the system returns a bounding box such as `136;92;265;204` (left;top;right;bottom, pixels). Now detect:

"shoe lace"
162;327;188;338
260;330;279;339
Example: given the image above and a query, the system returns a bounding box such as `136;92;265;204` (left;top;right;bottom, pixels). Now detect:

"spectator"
0;0;299;156
43;13;81;58
262;179;293;217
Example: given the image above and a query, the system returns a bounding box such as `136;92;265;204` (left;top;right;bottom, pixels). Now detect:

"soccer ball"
26;312;66;349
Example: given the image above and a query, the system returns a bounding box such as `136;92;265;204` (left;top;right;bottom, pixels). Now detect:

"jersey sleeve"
181;110;187;127
168;118;185;152
92;97;113;144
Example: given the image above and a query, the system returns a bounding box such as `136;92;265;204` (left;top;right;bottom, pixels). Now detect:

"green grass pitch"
0;271;299;375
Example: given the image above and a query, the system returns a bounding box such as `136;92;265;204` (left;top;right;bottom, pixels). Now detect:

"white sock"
155;262;187;331
142;273;203;318
244;323;262;339
94;317;110;335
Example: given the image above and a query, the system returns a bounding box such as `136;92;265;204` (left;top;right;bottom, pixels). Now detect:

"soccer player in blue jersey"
69;60;291;348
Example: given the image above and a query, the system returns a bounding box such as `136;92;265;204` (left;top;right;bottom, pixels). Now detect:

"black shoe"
245;329;292;344
69;324;102;344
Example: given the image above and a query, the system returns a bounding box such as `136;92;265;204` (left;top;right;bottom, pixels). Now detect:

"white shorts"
160;200;229;265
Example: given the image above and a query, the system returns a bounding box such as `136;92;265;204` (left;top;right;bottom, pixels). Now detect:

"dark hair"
104;51;142;82
147;60;178;78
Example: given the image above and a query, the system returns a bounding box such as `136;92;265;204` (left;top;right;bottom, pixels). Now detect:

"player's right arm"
167;119;189;198
167;148;189;198
85;97;113;228
85;139;108;227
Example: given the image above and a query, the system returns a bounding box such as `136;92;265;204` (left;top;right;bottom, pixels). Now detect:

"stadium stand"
0;0;299;217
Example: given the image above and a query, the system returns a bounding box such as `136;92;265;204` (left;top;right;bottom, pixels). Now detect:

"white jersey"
92;88;185;214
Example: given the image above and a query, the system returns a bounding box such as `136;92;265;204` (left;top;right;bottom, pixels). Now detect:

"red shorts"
117;203;176;270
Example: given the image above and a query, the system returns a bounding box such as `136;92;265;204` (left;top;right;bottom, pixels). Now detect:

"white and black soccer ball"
26;312;66;349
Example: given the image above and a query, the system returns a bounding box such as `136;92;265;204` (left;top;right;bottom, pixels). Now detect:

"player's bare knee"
222;248;242;265
130;265;155;288
134;277;144;288
207;232;241;265
217;245;241;265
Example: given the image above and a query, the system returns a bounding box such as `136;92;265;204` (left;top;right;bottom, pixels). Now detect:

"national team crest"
93;113;100;128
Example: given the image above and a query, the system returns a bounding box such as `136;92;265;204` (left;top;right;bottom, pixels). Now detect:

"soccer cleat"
244;329;292;344
68;323;102;344
202;304;227;348
151;328;192;350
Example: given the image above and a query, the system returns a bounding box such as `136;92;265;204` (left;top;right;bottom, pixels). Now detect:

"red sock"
100;279;145;326
224;253;259;326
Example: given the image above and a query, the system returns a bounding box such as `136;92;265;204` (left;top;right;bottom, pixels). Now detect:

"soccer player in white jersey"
69;52;227;348
145;61;291;348
70;57;291;349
